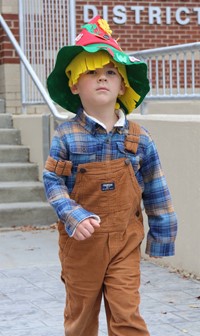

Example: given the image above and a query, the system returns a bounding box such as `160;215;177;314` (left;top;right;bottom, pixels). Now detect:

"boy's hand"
73;218;100;241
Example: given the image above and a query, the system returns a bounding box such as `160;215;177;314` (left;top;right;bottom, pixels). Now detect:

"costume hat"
47;16;150;114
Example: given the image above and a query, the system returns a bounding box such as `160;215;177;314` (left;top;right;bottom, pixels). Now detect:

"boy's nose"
97;73;107;81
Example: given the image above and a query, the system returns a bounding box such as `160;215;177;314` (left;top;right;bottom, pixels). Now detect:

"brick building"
0;0;200;113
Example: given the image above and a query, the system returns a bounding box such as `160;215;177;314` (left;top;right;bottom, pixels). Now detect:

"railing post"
68;0;76;44
18;0;26;113
140;101;148;115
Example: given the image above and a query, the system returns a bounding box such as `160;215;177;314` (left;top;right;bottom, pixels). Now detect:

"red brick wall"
0;14;20;65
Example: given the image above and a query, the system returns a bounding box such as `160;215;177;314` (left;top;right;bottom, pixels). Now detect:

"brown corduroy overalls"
48;122;150;336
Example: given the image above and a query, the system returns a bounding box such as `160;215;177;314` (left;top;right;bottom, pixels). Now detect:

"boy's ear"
70;84;79;95
119;81;126;96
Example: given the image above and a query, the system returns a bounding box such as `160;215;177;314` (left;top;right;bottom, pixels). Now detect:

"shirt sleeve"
43;128;100;237
140;132;178;257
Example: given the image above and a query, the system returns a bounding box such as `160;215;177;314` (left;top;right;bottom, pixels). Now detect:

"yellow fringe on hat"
65;51;140;113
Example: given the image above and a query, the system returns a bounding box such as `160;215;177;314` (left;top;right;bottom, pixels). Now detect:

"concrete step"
0;145;29;162
0;202;57;228
0;114;12;128
0;163;38;181
0;101;56;229
0;129;21;145
0;181;47;203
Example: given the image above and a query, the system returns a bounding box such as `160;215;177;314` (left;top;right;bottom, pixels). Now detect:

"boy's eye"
85;69;118;76
86;70;96;75
107;70;117;75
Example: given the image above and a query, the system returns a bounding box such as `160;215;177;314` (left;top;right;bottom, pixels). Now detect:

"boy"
43;16;177;336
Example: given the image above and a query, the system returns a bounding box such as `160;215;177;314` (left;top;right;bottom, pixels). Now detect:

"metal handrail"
130;42;200;57
0;14;67;121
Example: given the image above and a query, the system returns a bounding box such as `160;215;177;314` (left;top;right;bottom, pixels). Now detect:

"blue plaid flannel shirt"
43;108;177;257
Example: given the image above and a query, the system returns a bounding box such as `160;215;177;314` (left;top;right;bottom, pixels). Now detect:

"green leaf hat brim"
47;44;150;114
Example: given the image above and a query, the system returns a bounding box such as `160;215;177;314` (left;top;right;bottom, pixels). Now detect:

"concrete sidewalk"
0;228;200;336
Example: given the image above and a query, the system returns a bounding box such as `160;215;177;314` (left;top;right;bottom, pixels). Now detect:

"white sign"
83;5;200;25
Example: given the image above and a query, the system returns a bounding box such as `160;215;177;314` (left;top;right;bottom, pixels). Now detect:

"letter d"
83;5;98;22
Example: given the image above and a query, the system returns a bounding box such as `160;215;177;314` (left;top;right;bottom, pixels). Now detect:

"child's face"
70;62;125;111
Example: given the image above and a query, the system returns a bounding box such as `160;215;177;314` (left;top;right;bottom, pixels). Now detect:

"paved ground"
0;227;200;336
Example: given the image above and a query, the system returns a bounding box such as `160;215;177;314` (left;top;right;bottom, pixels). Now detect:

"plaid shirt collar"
76;107;129;135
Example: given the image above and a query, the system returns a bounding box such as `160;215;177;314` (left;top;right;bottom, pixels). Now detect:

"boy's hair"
65;50;127;88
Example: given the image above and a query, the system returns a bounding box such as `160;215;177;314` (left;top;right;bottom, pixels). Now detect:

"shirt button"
125;158;130;165
79;168;87;173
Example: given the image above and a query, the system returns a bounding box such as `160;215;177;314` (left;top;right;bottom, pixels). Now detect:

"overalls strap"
124;120;141;154
44;155;72;176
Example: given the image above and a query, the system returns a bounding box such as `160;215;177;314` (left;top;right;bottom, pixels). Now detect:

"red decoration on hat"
75;16;122;51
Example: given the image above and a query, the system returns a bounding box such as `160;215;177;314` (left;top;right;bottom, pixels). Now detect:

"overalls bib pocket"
70;158;142;222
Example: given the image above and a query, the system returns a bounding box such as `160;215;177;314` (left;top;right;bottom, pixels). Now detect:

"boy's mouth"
96;87;109;91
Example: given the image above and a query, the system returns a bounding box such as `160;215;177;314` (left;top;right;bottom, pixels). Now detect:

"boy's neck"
84;106;118;132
